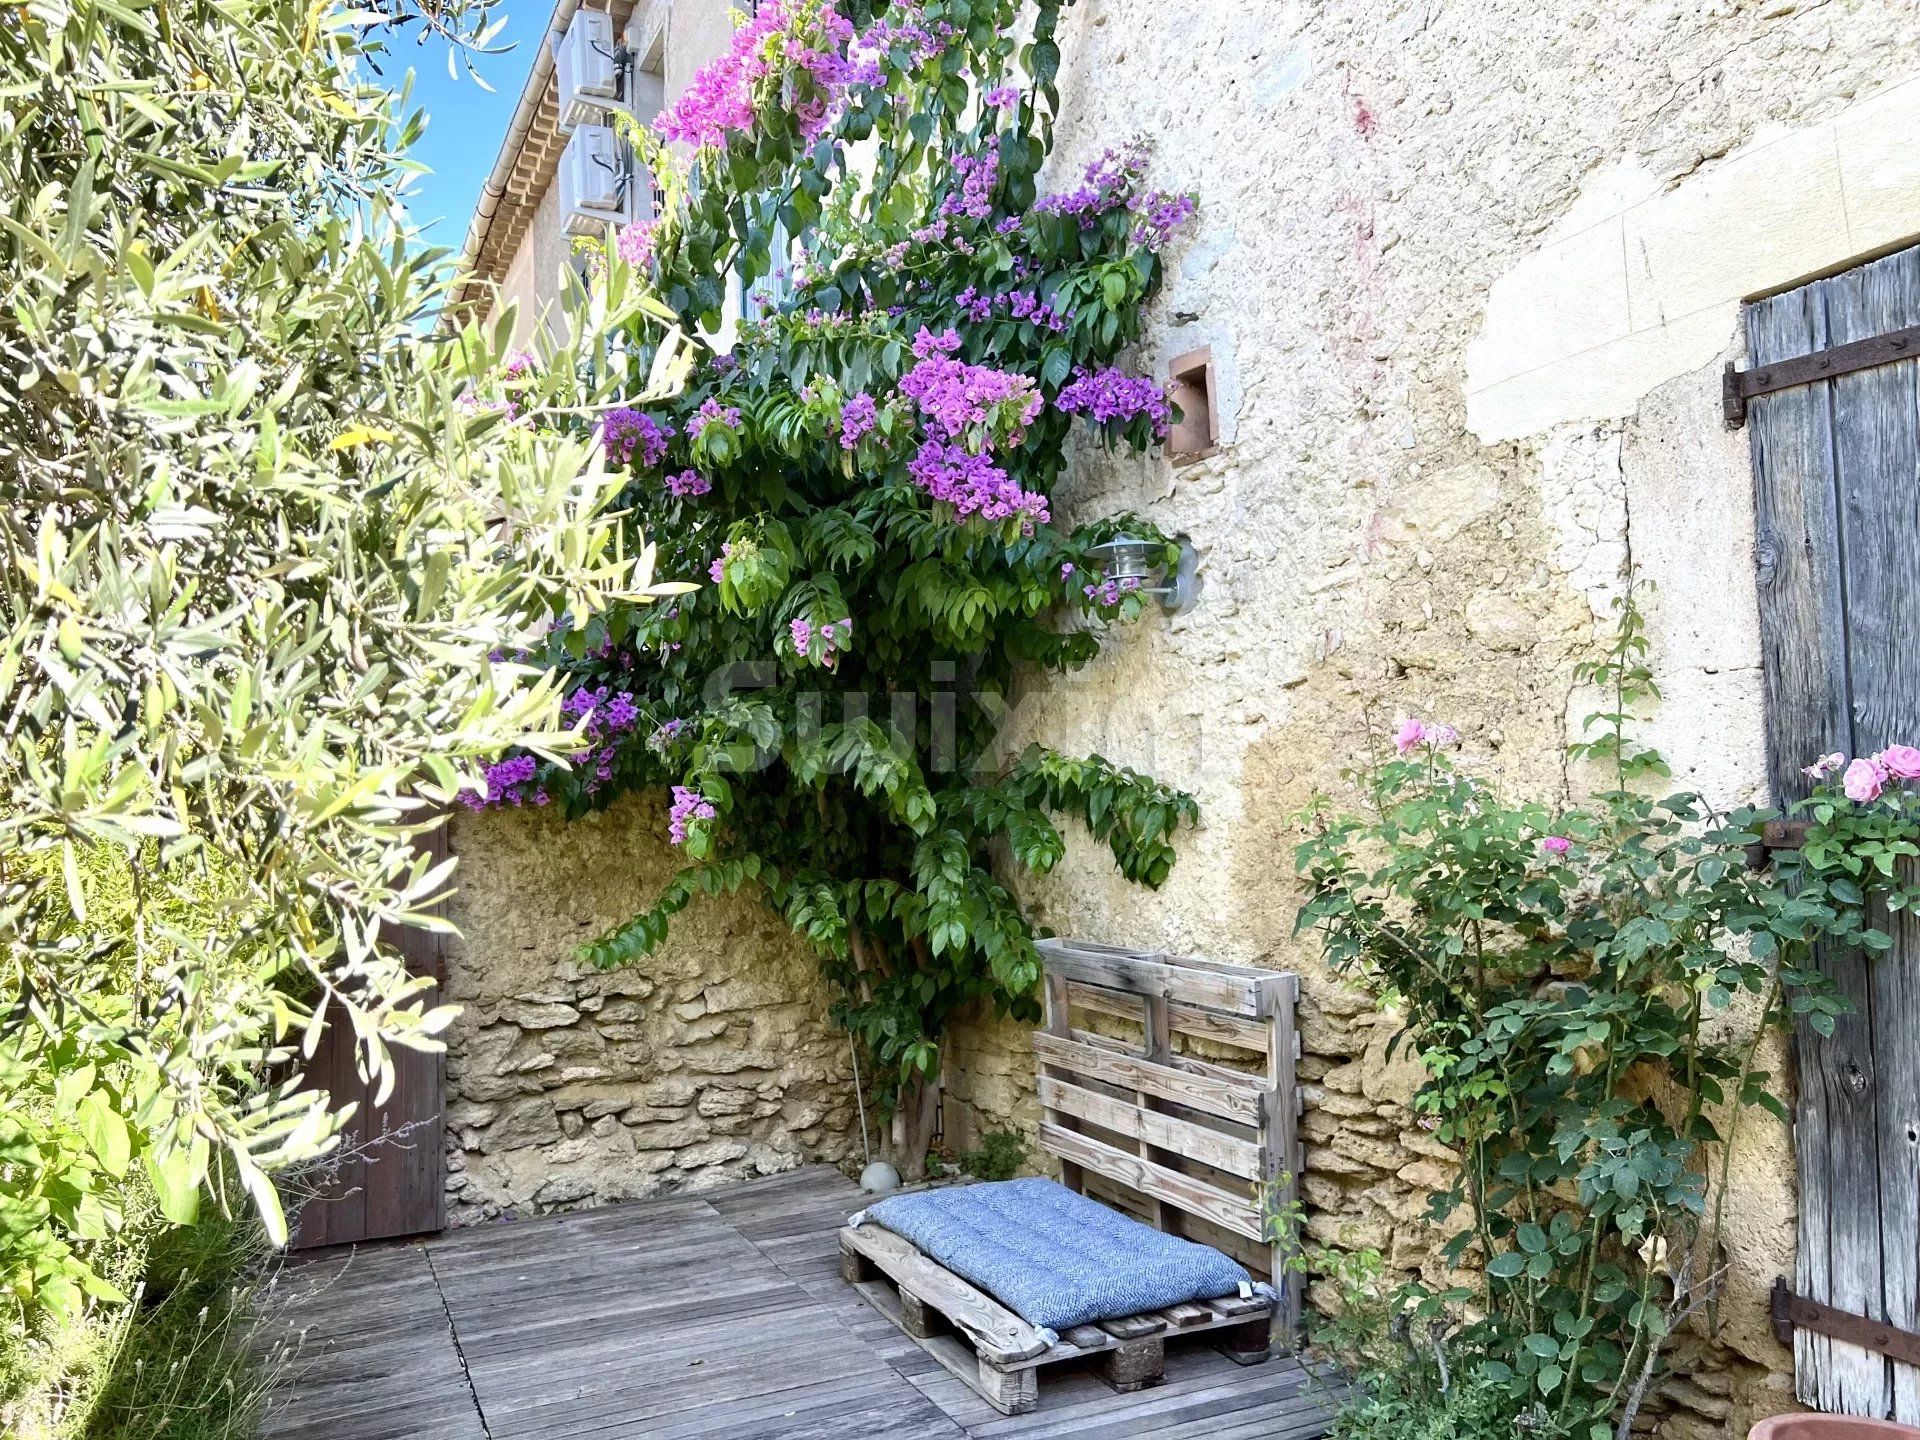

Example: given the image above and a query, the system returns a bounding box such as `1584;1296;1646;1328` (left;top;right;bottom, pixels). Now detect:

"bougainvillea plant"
471;0;1201;1161
1293;591;1914;1439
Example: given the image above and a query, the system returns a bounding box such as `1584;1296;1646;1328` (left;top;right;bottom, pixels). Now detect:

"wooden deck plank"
262;1165;1331;1440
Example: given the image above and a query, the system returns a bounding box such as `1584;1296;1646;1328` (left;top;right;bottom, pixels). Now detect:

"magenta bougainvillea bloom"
1394;718;1458;754
1033;138;1196;253
899;342;1041;444
982;84;1020;109
709;542;733;584
1540;835;1572;856
667;785;717;844
908;441;1049;529
655;0;877;149
1082;575;1141;607
1055;367;1172;438
1129;190;1196;250
838;392;878;449
686;396;742;440
666;468;711;497
940;149;999;220
615;218;656;270
602;408;672;467
1844;757;1888;803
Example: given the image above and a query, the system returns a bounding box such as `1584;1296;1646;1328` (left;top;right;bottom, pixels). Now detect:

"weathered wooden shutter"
1748;241;1920;1422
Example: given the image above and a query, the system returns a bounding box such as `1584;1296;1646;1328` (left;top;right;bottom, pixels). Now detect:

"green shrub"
3;0;682;1338
1294;590;1910;1438
959;1131;1027;1182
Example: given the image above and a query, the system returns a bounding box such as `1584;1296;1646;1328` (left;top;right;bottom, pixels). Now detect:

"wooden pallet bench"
840;940;1305;1416
840;1222;1273;1414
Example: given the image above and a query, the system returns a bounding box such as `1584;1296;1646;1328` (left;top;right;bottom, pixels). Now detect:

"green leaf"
77;1093;131;1178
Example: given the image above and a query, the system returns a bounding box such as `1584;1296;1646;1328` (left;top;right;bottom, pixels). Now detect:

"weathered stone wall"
942;4;1920;1434
440;792;861;1222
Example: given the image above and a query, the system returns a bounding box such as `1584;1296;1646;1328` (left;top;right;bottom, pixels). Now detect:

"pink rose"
1427;723;1460;748
1394;718;1427;755
1802;752;1846;780
1875;745;1920;781
1540;835;1571;856
1844;757;1888;804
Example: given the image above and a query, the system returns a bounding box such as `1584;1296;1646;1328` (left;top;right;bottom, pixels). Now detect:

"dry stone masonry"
440;791;861;1223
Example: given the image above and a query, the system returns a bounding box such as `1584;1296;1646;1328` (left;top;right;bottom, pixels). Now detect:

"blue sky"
395;9;547;255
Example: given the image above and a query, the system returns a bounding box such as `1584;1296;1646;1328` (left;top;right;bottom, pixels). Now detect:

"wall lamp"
1090;533;1200;615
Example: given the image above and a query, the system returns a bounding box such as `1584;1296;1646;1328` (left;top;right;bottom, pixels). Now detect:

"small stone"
497;1000;582;1030
628;1118;708;1151
483;1097;563;1151
533;1173;596;1206
675;1139;748;1169
1397;1159;1455;1191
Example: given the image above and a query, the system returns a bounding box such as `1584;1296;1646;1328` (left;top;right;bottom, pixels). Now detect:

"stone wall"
439;792;862;1223
940;3;1920;1435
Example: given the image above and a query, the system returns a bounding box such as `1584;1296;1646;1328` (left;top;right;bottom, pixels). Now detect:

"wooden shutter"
1748;242;1920;1422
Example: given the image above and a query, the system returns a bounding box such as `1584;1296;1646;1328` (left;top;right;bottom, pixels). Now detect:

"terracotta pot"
1751;1417;1920;1440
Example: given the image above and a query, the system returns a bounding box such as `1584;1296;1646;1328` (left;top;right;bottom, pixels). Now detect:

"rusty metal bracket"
1726;323;1920;428
1772;1279;1920;1368
1744;818;1812;872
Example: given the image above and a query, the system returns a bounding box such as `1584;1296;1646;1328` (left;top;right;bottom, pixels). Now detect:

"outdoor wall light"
1090;533;1201;615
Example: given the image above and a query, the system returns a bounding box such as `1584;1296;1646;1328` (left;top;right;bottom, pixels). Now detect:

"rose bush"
1296;592;1916;1439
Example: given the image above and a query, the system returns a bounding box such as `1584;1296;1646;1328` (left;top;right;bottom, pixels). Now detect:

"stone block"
628;1118;708;1151
497;999;581;1030
480;1097;563;1151
675;1139;748;1169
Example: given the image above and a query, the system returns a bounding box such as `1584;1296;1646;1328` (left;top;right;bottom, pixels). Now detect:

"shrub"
959;1130;1027;1182
1294;591;1909;1438
2;0;682;1335
476;0;1204;1163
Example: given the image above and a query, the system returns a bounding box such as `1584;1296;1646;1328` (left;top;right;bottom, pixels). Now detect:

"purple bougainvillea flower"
602;408;672;467
839;392;878;449
1540;835;1572;856
667;785;717;845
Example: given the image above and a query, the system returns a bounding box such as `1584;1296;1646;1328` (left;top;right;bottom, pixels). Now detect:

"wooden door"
1749;242;1920;1421
289;816;449;1249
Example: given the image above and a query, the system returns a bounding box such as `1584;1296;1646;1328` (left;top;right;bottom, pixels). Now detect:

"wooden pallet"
840;1223;1273;1415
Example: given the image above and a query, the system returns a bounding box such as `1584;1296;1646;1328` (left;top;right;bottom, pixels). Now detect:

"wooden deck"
260;1166;1340;1440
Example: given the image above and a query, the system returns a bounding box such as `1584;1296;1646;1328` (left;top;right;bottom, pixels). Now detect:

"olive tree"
0;0;687;1317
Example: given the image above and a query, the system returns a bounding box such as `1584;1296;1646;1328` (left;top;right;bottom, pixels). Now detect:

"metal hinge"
1772;1278;1920;1368
1725;323;1920;428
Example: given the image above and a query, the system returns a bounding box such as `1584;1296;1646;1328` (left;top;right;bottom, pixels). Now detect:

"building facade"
448;2;1920;1431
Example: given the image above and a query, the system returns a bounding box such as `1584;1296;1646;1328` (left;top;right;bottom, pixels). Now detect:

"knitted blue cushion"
855;1177;1253;1332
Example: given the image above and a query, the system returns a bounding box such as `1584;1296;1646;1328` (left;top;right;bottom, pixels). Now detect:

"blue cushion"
856;1177;1253;1332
